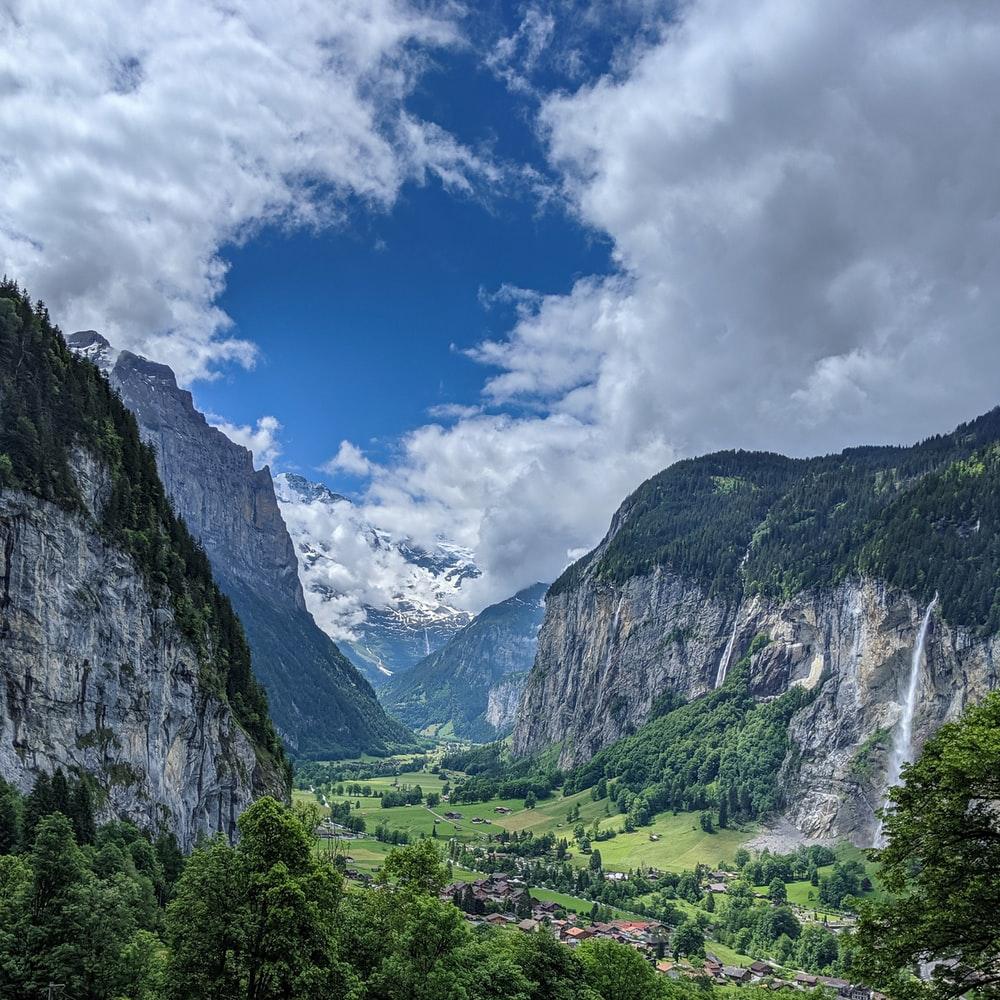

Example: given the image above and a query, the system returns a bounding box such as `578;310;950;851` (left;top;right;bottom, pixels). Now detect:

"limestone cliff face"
512;567;998;845
484;674;529;734
0;452;282;849
65;333;410;758
111;351;306;613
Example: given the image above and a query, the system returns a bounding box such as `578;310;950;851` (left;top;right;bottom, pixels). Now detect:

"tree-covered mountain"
516;406;1000;844
0;281;287;841
66;332;412;760
383;583;547;740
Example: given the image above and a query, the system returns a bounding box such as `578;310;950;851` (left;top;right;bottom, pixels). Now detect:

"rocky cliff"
0;453;283;848
513;410;1000;844
66;332;410;759
384;583;546;740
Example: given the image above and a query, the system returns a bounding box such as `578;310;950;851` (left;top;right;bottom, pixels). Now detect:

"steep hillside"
513;409;1000;844
383;583;547;740
67;333;411;759
274;472;477;684
0;282;287;846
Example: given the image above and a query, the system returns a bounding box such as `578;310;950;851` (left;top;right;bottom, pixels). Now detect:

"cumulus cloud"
0;0;472;383
323;441;373;477
210;415;283;470
338;0;1000;607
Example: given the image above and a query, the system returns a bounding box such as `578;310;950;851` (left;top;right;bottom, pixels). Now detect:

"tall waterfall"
605;595;626;671
715;614;739;688
877;594;938;844
423;628;431;656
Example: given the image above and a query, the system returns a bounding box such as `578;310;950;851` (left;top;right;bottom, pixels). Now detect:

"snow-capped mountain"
273;472;479;686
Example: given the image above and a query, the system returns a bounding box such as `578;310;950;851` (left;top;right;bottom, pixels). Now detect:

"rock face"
384;583;546;740
513;566;999;846
66;332;409;759
0;453;282;849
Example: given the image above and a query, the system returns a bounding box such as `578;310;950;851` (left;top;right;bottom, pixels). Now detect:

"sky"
3;0;1000;614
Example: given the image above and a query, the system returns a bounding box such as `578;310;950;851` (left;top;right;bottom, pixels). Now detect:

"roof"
517;919;538;931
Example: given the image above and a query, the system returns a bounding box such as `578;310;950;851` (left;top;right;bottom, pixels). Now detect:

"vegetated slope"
383;583;547;740
67;332;412;760
0;281;287;842
515;406;1000;844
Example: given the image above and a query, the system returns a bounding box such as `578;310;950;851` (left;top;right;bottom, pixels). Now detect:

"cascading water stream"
715;614;739;689
423;628;431;656
876;593;938;845
604;595;626;671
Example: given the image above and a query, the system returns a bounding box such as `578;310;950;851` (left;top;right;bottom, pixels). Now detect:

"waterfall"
423;629;431;656
876;594;938;844
604;595;626;671
715;614;739;688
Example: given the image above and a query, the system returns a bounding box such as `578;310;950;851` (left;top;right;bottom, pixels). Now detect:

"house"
443;811;463;820
707;882;728;894
563;927;594;945
723;966;752;984
604;871;628;882
494;806;512;815
795;973;819;988
750;960;774;978
517;918;539;933
484;913;514;926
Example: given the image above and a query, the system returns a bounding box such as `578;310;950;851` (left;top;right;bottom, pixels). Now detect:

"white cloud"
323;441;373;477
0;0;472;383
210;414;283;470
332;0;1000;608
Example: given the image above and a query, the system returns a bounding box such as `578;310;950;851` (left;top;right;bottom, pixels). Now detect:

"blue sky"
6;0;1000;608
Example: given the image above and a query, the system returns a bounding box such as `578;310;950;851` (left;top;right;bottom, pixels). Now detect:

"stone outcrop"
0;452;284;849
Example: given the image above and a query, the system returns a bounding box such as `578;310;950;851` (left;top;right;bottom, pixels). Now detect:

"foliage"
564;655;814;824
855;691;1000;1000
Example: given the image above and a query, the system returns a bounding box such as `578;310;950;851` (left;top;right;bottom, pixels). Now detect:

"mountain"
383;582;547;740
512;408;1000;845
0;283;287;846
66;331;410;760
273;472;478;685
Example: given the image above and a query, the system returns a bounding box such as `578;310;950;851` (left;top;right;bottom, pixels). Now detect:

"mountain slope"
383;583;547;740
0;283;287;845
513;408;1000;844
274;472;477;685
66;332;410;759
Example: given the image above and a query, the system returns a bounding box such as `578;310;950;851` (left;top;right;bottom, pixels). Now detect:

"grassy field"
300;771;757;874
579;812;753;872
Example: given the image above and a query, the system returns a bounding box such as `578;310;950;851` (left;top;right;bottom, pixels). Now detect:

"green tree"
856;692;1000;1000
165;797;354;1000
577;937;665;1000
672;918;705;959
589;849;603;872
381;838;448;896
769;878;787;904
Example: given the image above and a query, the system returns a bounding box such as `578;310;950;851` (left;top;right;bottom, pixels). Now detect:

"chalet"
818;977;852;992
443;811;463;820
494;806;513;815
750;960;774;978
604;871;628;882
563;927;594;945
723;966;752;984
517;919;539;933
484;913;514;925
795;973;819;988
707;882;728;894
